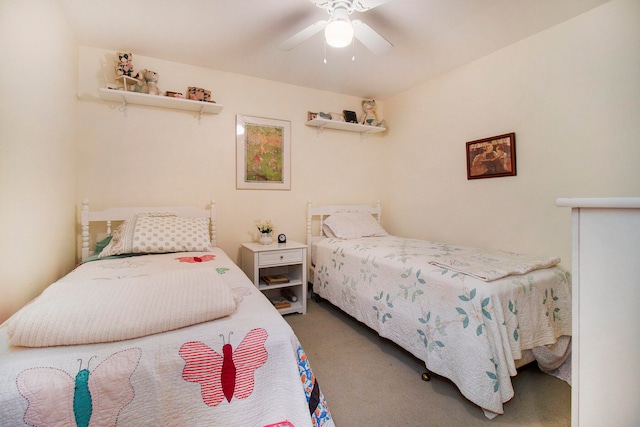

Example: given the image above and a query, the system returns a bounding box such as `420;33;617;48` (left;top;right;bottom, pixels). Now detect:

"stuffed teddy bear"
131;69;161;95
115;52;135;77
360;99;379;126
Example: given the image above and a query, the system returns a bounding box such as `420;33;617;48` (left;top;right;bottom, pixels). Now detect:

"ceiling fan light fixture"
324;6;354;48
325;19;354;47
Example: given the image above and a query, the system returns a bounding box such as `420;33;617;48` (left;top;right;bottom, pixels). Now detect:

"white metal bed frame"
80;198;216;260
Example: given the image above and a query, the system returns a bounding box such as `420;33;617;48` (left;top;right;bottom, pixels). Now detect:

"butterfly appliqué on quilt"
175;254;216;263
179;328;268;406
16;348;142;427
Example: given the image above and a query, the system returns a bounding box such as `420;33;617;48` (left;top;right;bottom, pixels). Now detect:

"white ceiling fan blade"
311;0;394;12
277;20;328;51
352;0;395;12
309;0;332;9
352;19;393;55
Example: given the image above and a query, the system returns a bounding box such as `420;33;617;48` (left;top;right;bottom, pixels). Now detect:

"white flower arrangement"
255;219;274;234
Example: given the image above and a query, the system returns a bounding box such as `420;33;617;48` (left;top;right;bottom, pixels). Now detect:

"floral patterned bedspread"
313;236;571;417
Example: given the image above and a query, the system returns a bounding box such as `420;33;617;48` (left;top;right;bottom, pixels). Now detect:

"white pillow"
99;213;211;257
322;223;336;238
323;211;388;240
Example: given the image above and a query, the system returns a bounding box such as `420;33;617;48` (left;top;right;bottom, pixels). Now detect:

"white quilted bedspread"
313;236;572;418
4;252;237;347
428;249;560;281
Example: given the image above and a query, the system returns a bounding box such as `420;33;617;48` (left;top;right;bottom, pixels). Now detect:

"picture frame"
466;133;516;180
343;110;358;123
236;114;291;190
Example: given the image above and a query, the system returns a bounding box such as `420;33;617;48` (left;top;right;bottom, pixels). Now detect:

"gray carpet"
285;298;570;427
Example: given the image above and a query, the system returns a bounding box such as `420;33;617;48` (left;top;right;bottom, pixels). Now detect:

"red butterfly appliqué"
175;254;216;263
179;328;268;406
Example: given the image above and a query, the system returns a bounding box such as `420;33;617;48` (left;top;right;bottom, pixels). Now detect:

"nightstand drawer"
258;249;303;266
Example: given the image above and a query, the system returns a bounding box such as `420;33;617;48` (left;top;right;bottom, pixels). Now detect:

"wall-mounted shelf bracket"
312;122;327;136
197;105;205;123
117;94;128;117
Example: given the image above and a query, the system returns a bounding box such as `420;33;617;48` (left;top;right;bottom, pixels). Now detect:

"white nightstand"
241;241;307;315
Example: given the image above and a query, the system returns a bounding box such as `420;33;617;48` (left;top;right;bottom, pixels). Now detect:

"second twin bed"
306;201;572;418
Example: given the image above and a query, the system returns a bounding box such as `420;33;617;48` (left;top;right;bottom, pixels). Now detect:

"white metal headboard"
80;199;216;260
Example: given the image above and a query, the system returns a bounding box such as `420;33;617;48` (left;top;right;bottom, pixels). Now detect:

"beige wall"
0;0;78;321
75;47;386;262
1;0;638;322
381;0;640;269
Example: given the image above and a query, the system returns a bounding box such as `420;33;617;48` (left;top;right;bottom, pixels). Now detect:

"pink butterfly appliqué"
179;328;268;406
16;348;142;427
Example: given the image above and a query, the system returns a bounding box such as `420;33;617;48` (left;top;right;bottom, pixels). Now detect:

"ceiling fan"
278;0;394;55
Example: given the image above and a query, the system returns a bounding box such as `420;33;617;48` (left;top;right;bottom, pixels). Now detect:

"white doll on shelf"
360;99;379;126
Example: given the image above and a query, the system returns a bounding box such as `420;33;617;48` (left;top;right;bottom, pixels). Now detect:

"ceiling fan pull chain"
324;40;328;64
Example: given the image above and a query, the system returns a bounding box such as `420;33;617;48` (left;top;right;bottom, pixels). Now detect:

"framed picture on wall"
466;133;516;180
236;114;291;190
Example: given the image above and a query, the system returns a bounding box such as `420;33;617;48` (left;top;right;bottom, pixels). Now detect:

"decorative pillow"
99;213;211;257
323;211;388;240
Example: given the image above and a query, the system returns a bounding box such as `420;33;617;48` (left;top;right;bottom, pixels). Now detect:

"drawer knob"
280;255;284;260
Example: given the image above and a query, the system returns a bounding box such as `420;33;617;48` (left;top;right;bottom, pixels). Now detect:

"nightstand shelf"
241;241;307;315
258;279;303;291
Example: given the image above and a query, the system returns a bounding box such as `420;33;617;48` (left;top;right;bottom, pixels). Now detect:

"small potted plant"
255;219;274;245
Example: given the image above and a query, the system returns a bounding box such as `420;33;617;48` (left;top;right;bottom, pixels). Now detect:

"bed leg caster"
421;372;431;381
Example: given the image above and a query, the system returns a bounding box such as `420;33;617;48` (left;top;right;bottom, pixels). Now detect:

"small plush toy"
360;99;379;126
115;52;135;77
131;69;161;95
187;87;212;102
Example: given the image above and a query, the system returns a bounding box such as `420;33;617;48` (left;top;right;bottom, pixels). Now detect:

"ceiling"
56;0;609;100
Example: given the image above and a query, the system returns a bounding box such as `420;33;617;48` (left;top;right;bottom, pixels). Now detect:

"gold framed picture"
236;114;291;190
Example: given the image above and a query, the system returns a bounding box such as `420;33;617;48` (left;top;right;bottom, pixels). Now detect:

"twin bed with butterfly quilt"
0;200;334;427
306;201;572;419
